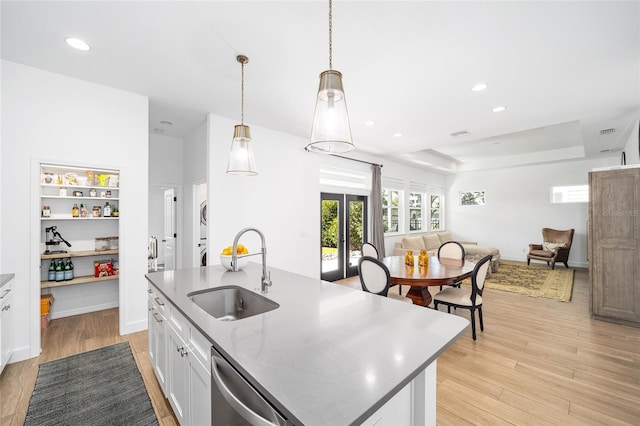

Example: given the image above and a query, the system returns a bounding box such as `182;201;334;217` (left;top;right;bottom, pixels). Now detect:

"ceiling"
2;1;639;173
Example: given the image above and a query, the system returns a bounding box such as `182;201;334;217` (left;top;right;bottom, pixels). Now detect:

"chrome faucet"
232;227;272;293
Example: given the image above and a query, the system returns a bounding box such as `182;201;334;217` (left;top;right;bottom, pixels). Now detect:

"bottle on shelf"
69;259;74;280
55;259;64;282
48;260;56;281
72;204;79;218
103;201;111;217
64;259;73;281
80;203;88;218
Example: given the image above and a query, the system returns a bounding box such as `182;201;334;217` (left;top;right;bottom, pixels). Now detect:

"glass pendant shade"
307;70;354;154
226;124;257;176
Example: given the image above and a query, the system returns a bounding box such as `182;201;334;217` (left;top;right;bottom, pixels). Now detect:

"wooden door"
589;168;640;324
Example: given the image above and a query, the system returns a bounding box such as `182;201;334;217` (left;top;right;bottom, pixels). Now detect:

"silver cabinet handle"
0;289;10;299
154;296;164;306
1;305;9;311
147;288;153;294
152;312;163;323
211;355;278;426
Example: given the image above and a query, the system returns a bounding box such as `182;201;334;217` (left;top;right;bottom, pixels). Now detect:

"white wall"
1;60;149;362
183;122;207;268
149;133;184;266
207;114;321;278
445;156;620;267
622;118;640;165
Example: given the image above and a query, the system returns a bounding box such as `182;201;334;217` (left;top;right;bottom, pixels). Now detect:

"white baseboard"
121;317;148;335
50;301;119;319
7;344;35;364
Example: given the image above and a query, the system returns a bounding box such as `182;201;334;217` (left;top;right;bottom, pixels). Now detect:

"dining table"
382;255;476;306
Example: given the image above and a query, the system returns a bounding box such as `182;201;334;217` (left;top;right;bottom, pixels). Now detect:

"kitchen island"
146;263;468;425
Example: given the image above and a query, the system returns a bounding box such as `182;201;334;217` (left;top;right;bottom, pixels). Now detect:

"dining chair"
433;254;492;340
437;241;466;288
357;256;412;304
361;242;379;259
362;242;403;295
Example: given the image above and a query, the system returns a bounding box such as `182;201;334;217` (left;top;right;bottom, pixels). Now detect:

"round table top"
382;255;476;287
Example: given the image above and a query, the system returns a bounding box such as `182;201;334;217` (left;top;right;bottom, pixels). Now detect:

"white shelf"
41;183;119;191
41;274;118;289
41;195;119;201
41;216;119;221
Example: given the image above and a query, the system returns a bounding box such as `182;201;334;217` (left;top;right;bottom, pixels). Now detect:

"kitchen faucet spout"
232;227;272;293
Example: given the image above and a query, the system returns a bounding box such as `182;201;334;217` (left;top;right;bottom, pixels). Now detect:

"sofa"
392;231;501;273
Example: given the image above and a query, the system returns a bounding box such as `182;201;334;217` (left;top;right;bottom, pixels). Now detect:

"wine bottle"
64;259;72;281
103;201;111;217
48;260;56;281
68;259;74;280
55;259;64;282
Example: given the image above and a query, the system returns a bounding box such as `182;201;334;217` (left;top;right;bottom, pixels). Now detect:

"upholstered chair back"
358;256;391;296
438;241;465;260
362;242;379;259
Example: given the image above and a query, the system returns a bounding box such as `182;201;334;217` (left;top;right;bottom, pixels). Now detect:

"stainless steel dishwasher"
211;347;288;426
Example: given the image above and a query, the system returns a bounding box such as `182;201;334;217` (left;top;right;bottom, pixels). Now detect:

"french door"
320;193;368;281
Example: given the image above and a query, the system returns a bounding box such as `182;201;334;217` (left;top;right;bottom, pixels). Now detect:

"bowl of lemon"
220;244;250;271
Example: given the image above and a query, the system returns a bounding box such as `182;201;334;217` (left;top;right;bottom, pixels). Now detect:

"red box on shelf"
94;260;114;277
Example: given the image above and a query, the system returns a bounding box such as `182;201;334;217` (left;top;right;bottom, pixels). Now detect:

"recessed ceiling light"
393;133;403;138
365;120;375;126
472;83;488;92
492;106;507;113
65;37;90;51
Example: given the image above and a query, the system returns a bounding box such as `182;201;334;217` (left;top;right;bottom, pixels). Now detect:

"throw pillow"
437;232;453;245
402;236;425;250
422;234;441;251
542;241;566;252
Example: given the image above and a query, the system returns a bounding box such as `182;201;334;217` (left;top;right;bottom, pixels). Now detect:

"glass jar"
418;250;428;266
404;250;414;266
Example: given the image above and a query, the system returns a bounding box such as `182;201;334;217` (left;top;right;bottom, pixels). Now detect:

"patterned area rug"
24;342;158;426
463;260;575;302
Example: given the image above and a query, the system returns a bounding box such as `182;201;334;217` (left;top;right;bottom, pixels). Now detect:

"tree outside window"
382;188;400;233
460;191;486;206
409;192;423;231
430;195;441;230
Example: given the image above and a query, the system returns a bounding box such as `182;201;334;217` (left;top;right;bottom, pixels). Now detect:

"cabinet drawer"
148;284;168;316
189;326;211;370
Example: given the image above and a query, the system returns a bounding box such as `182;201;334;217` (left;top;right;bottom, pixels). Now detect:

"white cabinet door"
167;325;189;425
188;354;212;426
148;298;167;392
0;285;13;373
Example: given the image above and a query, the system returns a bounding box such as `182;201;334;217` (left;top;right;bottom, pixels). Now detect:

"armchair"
527;228;574;269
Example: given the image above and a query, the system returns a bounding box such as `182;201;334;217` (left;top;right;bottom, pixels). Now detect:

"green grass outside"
322;247;338;255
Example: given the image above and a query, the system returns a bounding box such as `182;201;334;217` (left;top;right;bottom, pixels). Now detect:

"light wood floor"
0;308;176;426
338;267;640;425
1;267;639;425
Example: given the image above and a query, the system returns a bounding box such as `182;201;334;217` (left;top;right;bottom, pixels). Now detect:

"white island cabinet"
146;263;468;425
148;282;211;426
0;274;15;375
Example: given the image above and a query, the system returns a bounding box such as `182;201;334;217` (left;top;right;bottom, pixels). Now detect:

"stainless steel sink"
188;286;279;321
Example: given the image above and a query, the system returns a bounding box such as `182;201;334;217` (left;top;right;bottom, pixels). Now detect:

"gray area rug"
24;342;158;426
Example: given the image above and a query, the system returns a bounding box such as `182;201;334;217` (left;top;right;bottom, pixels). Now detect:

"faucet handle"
265;270;272;287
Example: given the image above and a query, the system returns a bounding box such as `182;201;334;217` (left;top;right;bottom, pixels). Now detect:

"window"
409;192;424;231
430;194;442;230
460;191;486;206
382;188;400;233
551;185;588;203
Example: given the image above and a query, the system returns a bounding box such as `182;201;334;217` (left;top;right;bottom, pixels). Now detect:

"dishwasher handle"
211;354;279;426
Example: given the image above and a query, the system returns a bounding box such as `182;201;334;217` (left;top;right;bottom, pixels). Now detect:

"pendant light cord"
329;0;333;70
241;59;245;125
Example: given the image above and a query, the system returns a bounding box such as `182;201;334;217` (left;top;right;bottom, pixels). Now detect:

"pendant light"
227;55;257;176
306;0;354;154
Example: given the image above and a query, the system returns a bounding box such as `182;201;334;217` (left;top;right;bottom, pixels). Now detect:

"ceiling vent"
599;128;616;135
450;130;469;137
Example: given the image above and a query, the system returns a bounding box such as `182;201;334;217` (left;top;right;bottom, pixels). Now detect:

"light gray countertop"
0;273;14;288
146;263;468;426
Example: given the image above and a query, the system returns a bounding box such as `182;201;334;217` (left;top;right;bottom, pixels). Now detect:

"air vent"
600;128;616;135
450;130;469;137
